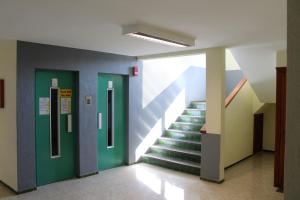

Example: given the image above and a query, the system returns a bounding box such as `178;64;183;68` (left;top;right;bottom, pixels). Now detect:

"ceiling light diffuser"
122;24;195;47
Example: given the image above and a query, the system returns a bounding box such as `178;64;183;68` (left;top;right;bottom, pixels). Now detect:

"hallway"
0;152;283;200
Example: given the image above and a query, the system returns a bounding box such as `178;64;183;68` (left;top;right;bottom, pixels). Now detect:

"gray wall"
17;41;206;192
17;41;137;192
128;65;206;163
285;0;300;199
226;70;244;97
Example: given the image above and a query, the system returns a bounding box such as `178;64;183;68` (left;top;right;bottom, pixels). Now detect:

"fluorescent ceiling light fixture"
122;24;195;47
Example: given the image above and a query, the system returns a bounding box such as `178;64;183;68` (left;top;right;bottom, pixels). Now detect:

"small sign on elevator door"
39;97;50;115
61;97;72;114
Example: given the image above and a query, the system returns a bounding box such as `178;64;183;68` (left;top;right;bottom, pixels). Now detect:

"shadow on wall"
134;66;206;161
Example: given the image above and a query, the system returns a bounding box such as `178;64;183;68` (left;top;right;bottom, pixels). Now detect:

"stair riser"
171;123;202;132
191;102;206;109
178;116;205;123
142;156;200;175
183;110;206;117
150;149;201;163
164;131;201;141
157;139;201;151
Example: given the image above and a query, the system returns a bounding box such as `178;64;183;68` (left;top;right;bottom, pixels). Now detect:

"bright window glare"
136;166;162;194
135;119;162;161
164;90;186;129
135;166;185;199
164;181;185;200
142;54;206;108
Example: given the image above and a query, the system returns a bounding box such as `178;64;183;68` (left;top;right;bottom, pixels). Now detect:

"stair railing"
200;77;248;134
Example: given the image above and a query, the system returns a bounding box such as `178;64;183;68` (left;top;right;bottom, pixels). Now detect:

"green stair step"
142;153;201;175
165;129;201;141
150;145;201;163
166;129;201;135
191;101;206;109
178;115;205;123
159;137;201;145
158;137;201;151
151;145;201;156
143;153;201;168
183;108;206;117
171;122;203;132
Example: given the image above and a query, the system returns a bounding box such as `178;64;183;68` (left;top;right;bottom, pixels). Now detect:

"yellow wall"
224;82;256;167
0;39;17;190
225;49;240;70
260;104;276;151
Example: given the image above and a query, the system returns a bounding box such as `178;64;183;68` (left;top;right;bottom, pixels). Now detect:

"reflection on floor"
0;152;283;200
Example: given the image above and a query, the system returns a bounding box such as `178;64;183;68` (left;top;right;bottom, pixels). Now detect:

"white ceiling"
0;0;286;56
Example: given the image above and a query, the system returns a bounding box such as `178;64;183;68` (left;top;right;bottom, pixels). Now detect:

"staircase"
142;101;206;175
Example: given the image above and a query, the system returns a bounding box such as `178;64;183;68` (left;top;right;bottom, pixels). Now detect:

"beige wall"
261;104;276;151
0;39;17;190
206;47;225;180
276;49;287;67
224;82;255;167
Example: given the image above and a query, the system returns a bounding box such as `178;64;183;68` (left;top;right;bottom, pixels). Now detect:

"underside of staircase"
141;101;206;176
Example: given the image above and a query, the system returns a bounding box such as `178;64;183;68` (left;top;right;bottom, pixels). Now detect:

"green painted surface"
35;70;77;186
141;101;206;175
97;74;126;171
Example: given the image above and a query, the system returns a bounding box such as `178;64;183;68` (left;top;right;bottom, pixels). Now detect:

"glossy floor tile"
0;152;283;200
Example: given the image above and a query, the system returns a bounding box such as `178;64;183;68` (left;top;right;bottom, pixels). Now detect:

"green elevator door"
35;70;77;186
97;74;126;170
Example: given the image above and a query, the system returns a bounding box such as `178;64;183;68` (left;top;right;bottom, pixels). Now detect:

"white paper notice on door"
61;97;72;114
39;97;50;115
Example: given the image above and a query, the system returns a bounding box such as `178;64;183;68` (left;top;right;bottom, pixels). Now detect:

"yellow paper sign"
60;89;72;98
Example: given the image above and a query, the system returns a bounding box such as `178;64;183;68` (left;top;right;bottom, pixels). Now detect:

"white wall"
224;82;256;167
230;45;278;103
0;39;17;190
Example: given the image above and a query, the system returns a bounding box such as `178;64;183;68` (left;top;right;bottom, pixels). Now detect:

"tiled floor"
0;152;283;200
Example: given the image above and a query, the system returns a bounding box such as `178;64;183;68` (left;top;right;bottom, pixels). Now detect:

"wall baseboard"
225;154;254;170
200;177;224;184
263;149;275;153
0;180;36;195
77;171;99;179
225;150;275;170
0;180;17;194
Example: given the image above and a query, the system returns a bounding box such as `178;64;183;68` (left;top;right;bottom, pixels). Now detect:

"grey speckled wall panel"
285;0;300;199
200;133;222;182
17;41;137;192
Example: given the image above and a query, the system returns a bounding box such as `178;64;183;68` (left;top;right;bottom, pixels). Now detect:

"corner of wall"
0;39;18;191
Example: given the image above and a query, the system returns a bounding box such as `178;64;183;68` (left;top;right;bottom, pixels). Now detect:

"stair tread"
180;115;205;118
167;129;201;135
173;121;203;126
159;137;201;145
185;108;206;111
151;145;201;156
143;153;201;169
